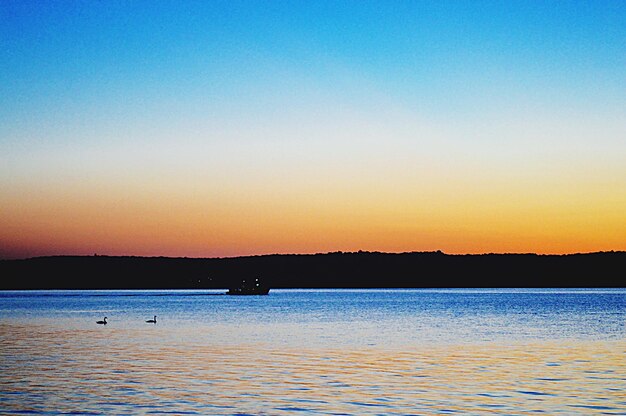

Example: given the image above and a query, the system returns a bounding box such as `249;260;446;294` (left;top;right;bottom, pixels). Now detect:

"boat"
227;277;270;295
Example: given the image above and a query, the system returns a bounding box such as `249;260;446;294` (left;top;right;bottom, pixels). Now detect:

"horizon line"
3;249;625;261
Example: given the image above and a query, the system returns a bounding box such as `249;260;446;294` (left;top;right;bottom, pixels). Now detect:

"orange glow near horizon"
2;167;624;259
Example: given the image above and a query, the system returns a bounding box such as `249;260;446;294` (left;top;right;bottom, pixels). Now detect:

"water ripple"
1;289;625;414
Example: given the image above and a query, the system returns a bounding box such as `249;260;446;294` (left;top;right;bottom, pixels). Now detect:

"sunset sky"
1;1;625;259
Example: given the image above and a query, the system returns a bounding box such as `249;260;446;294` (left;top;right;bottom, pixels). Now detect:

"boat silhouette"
227;277;269;295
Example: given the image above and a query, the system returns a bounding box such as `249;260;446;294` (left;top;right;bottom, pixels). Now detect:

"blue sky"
3;1;624;128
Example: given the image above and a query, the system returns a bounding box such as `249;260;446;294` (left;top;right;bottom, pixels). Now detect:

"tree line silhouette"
0;251;624;289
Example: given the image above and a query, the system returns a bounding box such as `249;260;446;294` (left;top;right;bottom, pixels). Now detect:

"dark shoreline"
1;251;624;290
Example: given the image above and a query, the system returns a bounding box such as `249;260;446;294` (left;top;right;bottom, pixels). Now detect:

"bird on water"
96;317;107;325
146;315;157;324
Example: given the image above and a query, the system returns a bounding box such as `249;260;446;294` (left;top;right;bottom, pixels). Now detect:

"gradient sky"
1;1;625;259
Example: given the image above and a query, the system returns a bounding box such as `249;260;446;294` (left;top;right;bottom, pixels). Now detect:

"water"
1;289;624;414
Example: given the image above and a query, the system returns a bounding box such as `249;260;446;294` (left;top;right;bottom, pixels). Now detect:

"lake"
1;289;624;414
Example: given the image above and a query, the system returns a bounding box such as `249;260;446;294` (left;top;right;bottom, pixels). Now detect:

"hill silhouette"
1;251;624;289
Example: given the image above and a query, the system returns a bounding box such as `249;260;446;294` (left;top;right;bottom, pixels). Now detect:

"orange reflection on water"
1;322;625;414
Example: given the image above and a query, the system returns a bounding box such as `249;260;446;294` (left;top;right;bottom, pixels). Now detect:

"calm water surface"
1;289;624;414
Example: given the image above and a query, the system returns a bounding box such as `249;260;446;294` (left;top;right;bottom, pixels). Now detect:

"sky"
1;1;625;259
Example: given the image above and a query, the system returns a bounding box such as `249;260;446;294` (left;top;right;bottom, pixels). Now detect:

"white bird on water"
146;315;157;324
96;317;107;325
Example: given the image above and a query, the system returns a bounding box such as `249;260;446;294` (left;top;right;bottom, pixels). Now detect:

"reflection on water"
0;289;625;414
